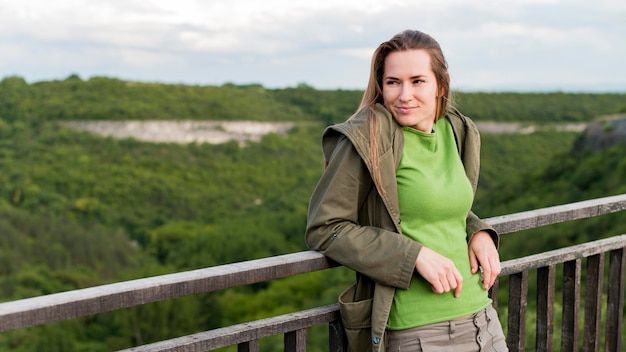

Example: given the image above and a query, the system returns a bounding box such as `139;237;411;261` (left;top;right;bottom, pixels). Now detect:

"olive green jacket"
305;104;497;352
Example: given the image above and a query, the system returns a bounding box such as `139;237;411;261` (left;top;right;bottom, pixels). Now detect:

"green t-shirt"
387;118;491;330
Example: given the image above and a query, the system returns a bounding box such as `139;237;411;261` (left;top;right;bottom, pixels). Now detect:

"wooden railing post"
284;329;306;352
561;259;581;352
507;271;528;352
238;340;259;352
489;278;500;309
329;320;346;352
605;247;625;352
536;265;556;352
583;254;604;352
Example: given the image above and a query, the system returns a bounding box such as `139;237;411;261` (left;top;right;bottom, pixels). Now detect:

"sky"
1;0;625;92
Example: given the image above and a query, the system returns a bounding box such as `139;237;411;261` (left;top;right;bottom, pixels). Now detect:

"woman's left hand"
468;231;501;291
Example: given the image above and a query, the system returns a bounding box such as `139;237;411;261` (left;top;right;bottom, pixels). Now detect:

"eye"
385;79;398;86
413;79;425;85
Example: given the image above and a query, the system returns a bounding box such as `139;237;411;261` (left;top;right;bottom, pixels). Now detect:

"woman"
305;30;508;351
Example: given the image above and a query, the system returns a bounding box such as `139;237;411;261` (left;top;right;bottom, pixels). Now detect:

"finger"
440;275;451;293
481;261;490;290
453;270;463;298
483;260;496;290
483;256;500;290
469;249;479;274
491;253;502;275
446;272;458;293
431;282;444;294
488;257;501;289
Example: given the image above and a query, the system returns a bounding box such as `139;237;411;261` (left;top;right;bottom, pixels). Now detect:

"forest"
0;75;625;351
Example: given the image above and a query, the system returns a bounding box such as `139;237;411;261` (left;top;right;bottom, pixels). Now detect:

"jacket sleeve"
305;134;420;290
466;211;499;248
458;113;499;248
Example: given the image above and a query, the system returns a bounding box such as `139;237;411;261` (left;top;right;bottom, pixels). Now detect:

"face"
382;49;440;133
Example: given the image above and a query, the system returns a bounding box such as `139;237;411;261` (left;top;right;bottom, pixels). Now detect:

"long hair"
353;30;455;190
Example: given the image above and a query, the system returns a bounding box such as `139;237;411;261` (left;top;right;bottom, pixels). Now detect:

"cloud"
0;0;624;91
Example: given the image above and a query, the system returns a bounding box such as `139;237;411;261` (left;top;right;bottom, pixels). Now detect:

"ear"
440;72;450;97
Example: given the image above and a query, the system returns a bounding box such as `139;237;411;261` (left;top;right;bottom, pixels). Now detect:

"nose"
399;84;412;102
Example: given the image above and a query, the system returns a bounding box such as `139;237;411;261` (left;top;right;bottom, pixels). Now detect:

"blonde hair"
352;30;455;189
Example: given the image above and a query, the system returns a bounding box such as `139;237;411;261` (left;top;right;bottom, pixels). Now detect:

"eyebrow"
384;74;428;80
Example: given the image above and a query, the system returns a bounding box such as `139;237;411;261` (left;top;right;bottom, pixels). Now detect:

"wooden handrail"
499;233;626;276
0;194;625;334
121;304;341;352
118;234;626;352
487;193;626;234
0;251;336;332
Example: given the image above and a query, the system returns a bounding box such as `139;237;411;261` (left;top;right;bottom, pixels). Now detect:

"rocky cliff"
573;115;626;152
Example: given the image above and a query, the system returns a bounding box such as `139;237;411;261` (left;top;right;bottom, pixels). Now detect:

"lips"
396;106;416;114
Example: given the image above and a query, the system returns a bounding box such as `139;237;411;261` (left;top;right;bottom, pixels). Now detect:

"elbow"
305;225;330;251
305;221;344;252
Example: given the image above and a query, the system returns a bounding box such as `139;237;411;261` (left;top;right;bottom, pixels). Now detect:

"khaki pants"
386;305;508;351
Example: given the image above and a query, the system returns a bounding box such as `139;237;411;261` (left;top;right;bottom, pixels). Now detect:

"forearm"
466;210;499;248
306;219;420;289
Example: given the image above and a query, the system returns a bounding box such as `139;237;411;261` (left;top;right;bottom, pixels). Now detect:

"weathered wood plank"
500;235;626;276
0;195;624;352
486;194;626;234
507;272;528;352
119;304;340;352
113;236;626;351
1;233;624;337
1;195;624;332
560;259;581;352
536;265;556;352
0;251;336;332
583;254;604;352
605;248;625;352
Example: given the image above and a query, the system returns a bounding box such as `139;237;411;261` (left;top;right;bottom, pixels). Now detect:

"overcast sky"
1;0;625;92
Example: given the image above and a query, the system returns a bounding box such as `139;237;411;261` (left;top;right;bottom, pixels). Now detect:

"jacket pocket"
338;283;373;351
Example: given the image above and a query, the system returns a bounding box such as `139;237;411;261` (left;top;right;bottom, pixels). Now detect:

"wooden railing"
1;194;626;351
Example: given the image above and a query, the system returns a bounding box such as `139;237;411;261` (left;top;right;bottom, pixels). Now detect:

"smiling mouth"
396;106;416;113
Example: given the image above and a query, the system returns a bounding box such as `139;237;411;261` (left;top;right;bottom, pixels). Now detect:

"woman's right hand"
415;247;463;298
